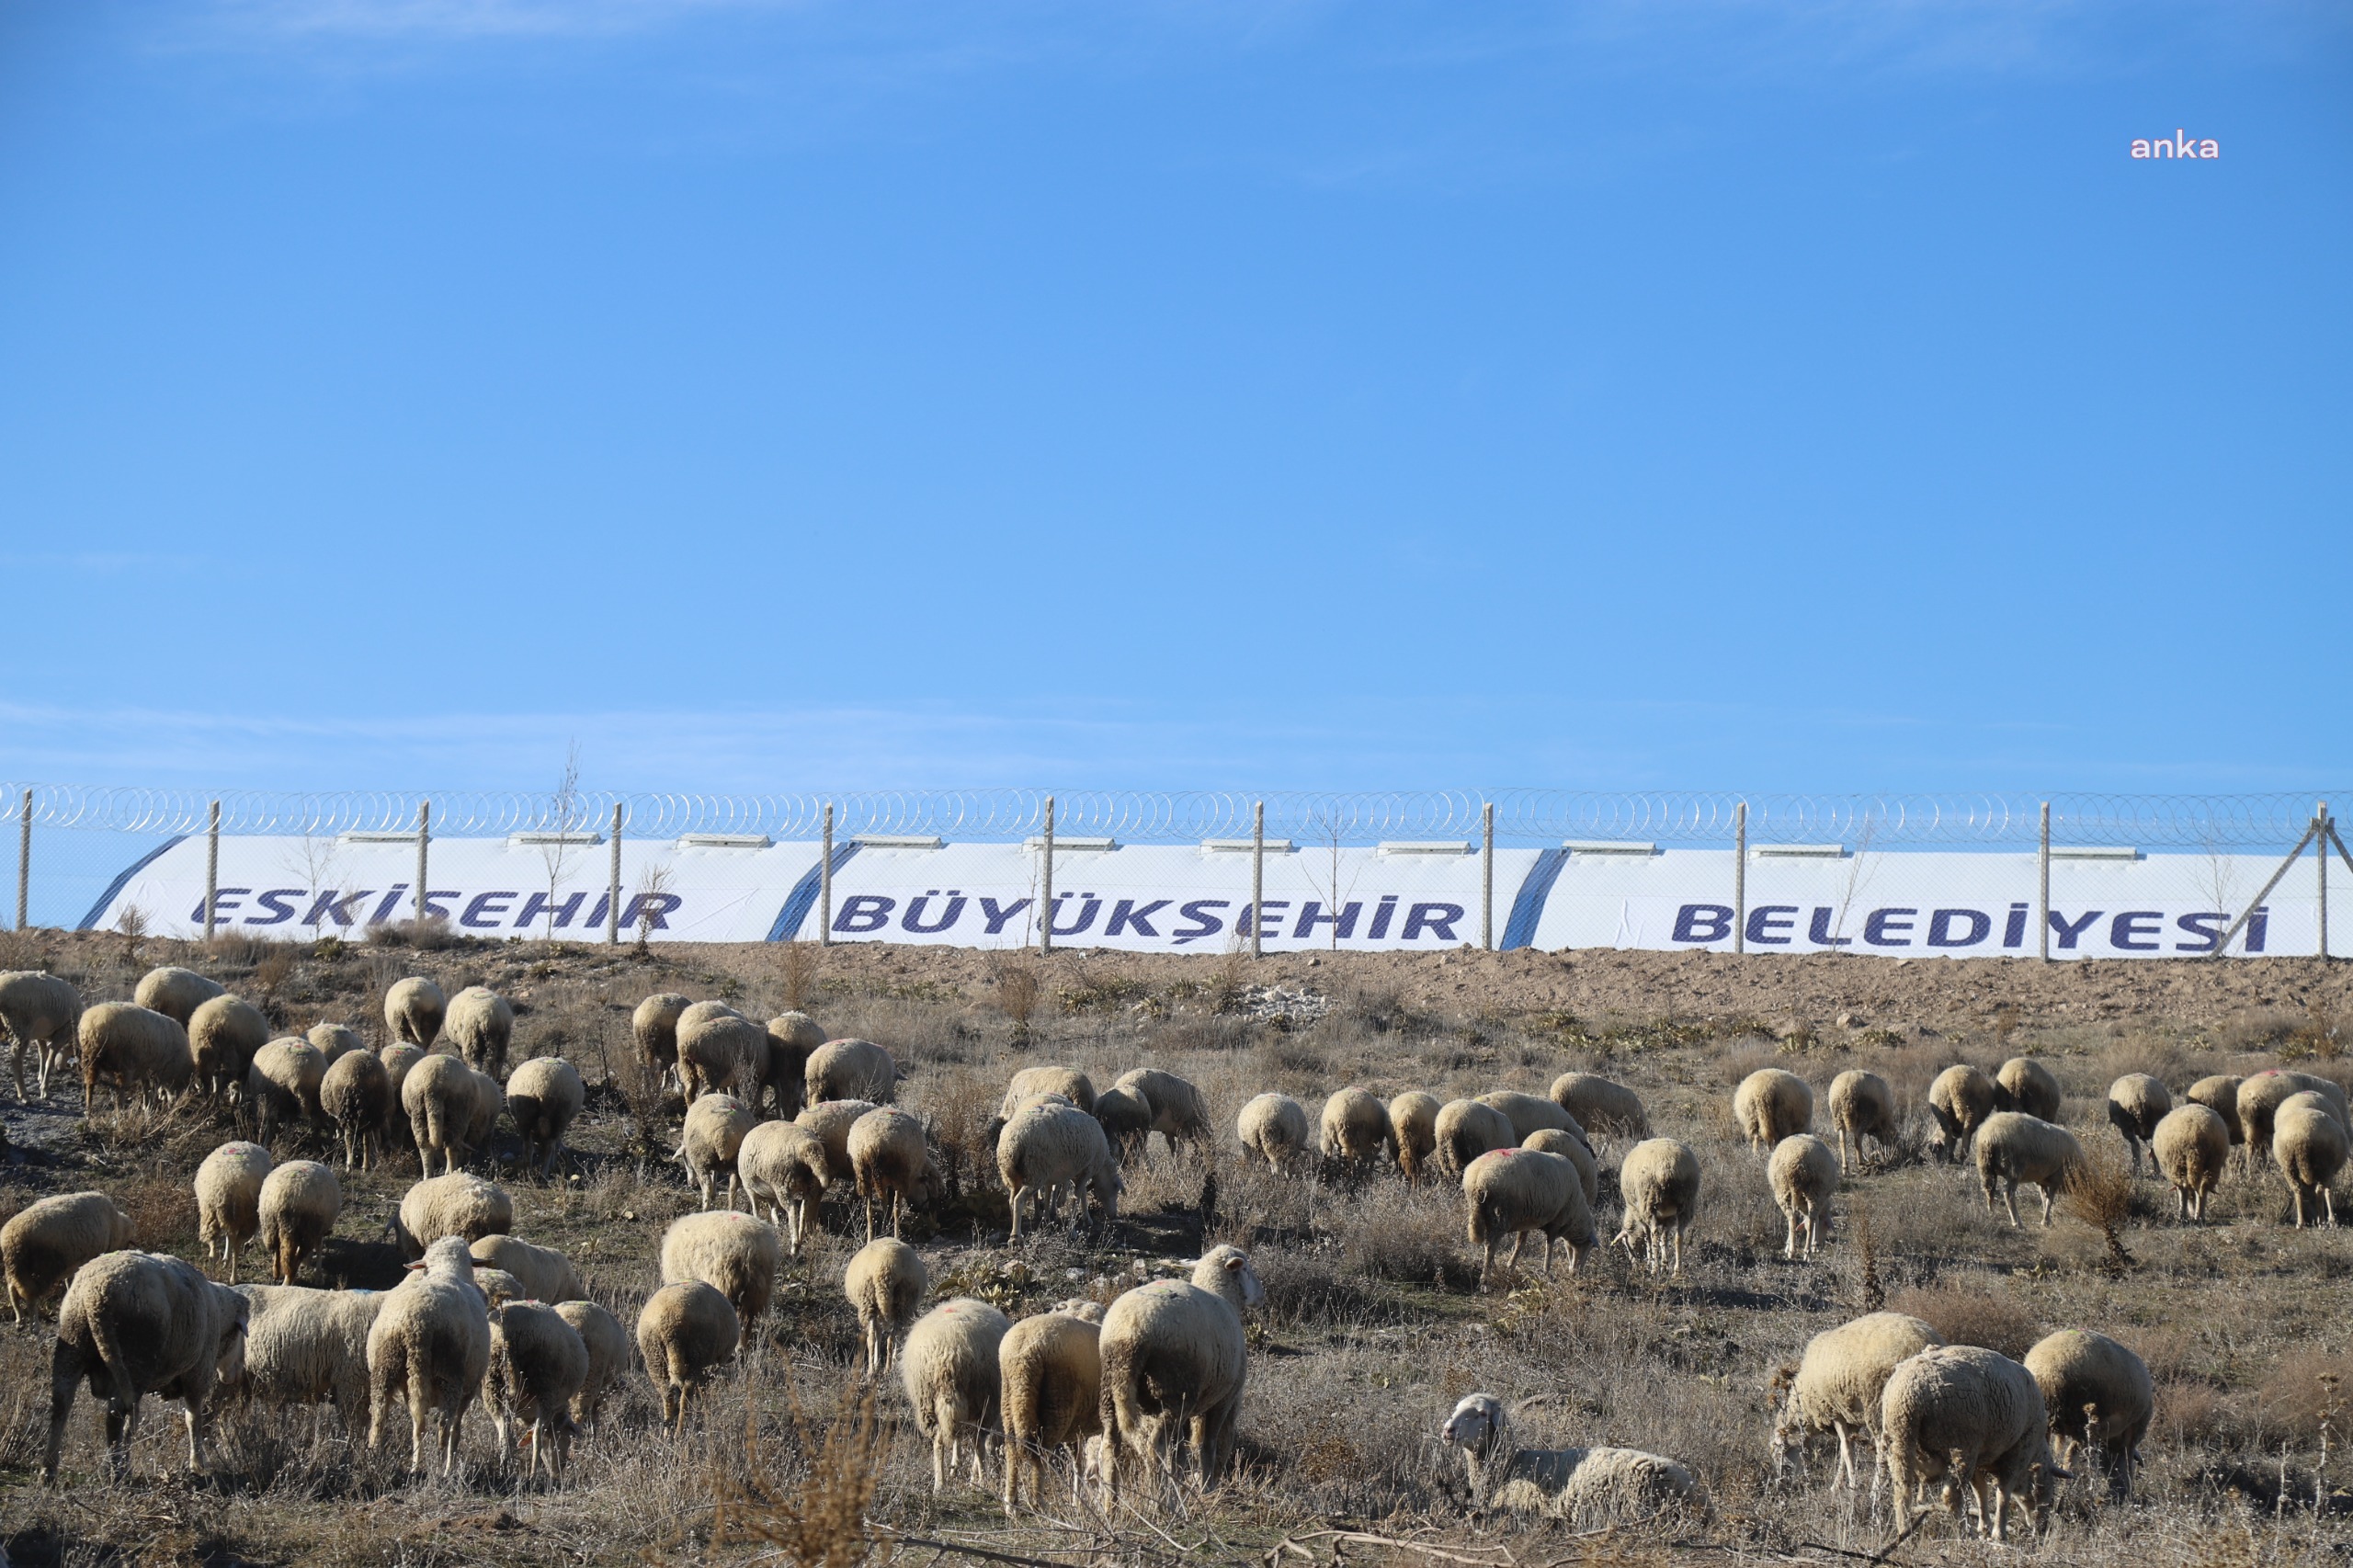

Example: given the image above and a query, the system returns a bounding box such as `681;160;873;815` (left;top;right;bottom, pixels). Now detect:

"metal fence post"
415;801;430;925
1040;796;1056;956
205;801;221;940
608;803;623;946
2320;800;2331;961
1481;801;1495;951
16;788;30;931
820;803;835;947
1251;801;1266;960
1733;801;1747;954
2038;801;2052;962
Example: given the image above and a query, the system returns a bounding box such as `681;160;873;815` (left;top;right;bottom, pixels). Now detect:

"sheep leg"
1834;1422;1856;1490
2002;1178;2022;1229
40;1337;87;1483
2039;1183;2056;1227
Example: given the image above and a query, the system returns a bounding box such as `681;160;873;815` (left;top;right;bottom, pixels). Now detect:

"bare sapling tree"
282;812;346;944
537;743;587;943
2197;822;2245;956
632;857;675;952
1823;808;1884;949
1301;808;1366;953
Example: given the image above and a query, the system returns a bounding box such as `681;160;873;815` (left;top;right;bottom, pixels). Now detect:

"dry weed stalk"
114;903;149;966
1855;1204;1884;1312
2062;1143;2139;1269
713;1374;894;1568
782;938;819;1011
991;960;1040;1043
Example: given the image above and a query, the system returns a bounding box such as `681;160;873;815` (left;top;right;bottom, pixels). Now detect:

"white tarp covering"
80;835;2339;959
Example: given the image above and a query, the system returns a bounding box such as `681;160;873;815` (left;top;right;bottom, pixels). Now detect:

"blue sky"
1;1;2347;799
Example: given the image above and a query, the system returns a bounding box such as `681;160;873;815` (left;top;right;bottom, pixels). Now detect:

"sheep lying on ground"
446;985;514;1075
1927;1064;1998;1162
1616;1139;1701;1275
1770;1311;1943;1490
1434;1098;1518;1180
1;970;82;1101
1000;1306;1102;1516
556;1299;628;1434
78;1002;190;1113
487;1300;589;1483
367;1234;491;1475
247;1036;328;1144
808;1038;898;1105
383;976;446;1050
2107;1074;2173;1176
1974;1113;2082;1228
6;1192;136;1324
632;992;692;1085
1828;1070;1897;1169
232;1282;385;1434
258;1160;342;1285
1522;1129;1598;1207
1548;1073;1649;1139
42;1250;249;1484
1880;1345;2068;1541
661;1210;781;1326
190;995;269;1101
506;1056;585;1177
850;1108;939;1241
1768;1134;1839;1258
1464;1147;1594;1287
321;1050;392;1171
388;1172;514;1259
2154;1104;2230;1221
998;1100;1122;1241
471;1234;585;1306
845;1237;928;1378
1386;1090;1441;1180
195;1143;271;1284
1095;1245;1263;1503
1735;1069;1813;1152
1319;1087;1388;1168
903;1298;1012;1492
1109;1068;1213;1157
738;1119;831;1255
638;1280;739;1434
1238;1093;1312;1171
1439;1393;1700;1524
1995;1057;2063;1121
677;1093;757;1211
2273;1098;2347;1227
134;965;222;1028
2024;1329;2152;1499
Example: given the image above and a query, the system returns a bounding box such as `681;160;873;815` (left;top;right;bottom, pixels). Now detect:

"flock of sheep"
1;959;2347;1540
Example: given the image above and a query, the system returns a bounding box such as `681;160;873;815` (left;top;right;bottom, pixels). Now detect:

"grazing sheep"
1995;1057;2063;1122
134;965;224;1028
1548;1073;1650;1140
231;1282;386;1432
1927;1064;1999;1162
77;1001;191;1113
1522;1129;1599;1207
379;1043;427;1148
1880;1344;2067;1541
2024;1329;2152;1499
799;1097;882;1182
632;992;692;1085
1439;1394;1699;1523
678;1009;767;1103
506;1056;585;1178
2240;1070;2351;1166
487;1300;589;1483
1093;1085;1154;1162
903;1298;1013;1492
637;1280;740;1434
1975;1112;2083;1228
1095;1245;1263;1502
2186;1074;2245;1153
367;1234;491;1475
306;1022;366;1064
1;970;83;1101
1770;1311;1943;1489
41;1250;249;1484
1005;1065;1096;1118
1319;1087;1389;1168
388;1172;514;1260
1769;1134;1840;1258
1387;1090;1441;1180
554;1299;628;1434
677;1093;757;1211
1735;1069;1814;1152
1238;1092;1312;1171
2107;1074;2173;1175
1434;1098;1518;1180
1615;1139;1701;1275
807;1037;898;1105
660;1210;781;1326
403;1052;502;1177
6;1191;136;1324
1463;1147;1594;1288
998;1100;1122;1241
1108;1067;1213;1157
188;996;269;1101
2272;1101;2347;1227
762;1012;825;1119
849;1107;938;1241
845;1236;928;1378
383;976;447;1049
1000;1307;1102;1515
258;1160;342;1285
2153;1104;2230;1222
445;986;514;1076
247;1036;328;1144
471;1234;585;1307
321;1050;392;1171
194;1142;272;1283
1477;1090;1585;1146
738;1119;831;1255
1828;1070;1898;1168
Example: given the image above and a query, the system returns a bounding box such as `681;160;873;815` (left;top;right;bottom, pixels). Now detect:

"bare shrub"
1888;1281;2040;1359
780;940;817;1012
989;960;1040;1043
713;1375;894;1568
2061;1140;2140;1267
114;903;149;966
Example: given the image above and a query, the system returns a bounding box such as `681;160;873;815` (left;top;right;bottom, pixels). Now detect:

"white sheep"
1521;1129;1598;1208
1095;1245;1263;1503
1000;1307;1102;1515
1768;1134;1840;1259
998;1100;1123;1241
1827;1070;1898;1169
760;1013;825;1119
231;1281;386;1434
5;1190;136;1323
388;1172;514;1259
367;1234;490;1475
1237;1092;1311;1171
554;1299;629;1434
1462;1147;1594;1288
383;976;447;1049
1433;1098;1517;1179
446;984;514;1075
1548;1073;1650;1140
632;992;692;1085
506;1055;585;1178
637;1280;740;1434
2240;1070;2350;1166
1994;1057;2063;1121
2272;1099;2347;1227
41;1249;248;1483
247;1036;328;1144
844;1235;928;1378
403;1052;502;1177
0;970;82;1101
660;1210;781;1326
1616;1138;1702;1275
849;1107;938;1241
1927;1064;1999;1163
2152;1104;2230;1222
133;965;223;1028
1439;1394;1699;1523
195;1142;272;1283
1880;1344;2068;1541
77;1001;191;1113
1974;1112;2082;1228
1387;1090;1441;1180
2185;1074;2245;1158
798;1096;881;1183
487;1299;589;1483
471;1234;585;1306
2106;1074;2173;1175
676;1092;757;1211
189;995;269;1100
306;1021;366;1063
1476;1090;1585;1145
1004;1065;1096;1116
1770;1311;1943;1489
320;1050;392;1170
1092;1086;1154;1162
2023;1329;2152;1499
738;1119;831;1255
807;1037;898;1105
678;1008;767;1103
1735;1069;1814;1152
258;1159;342;1285
1319;1087;1389;1167
379;1042;427;1152
903;1297;1013;1492
1108;1067;1213;1157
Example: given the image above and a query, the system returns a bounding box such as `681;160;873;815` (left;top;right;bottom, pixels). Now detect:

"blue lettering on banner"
1049;894;1102;937
1404;902;1462;941
1864;908;1916;947
1927;909;1990;948
2175;911;2224;953
517;891;585;929
1295;901;1362;940
371;886;409;925
584;892;610;928
621;892;682;931
421;891;459;920
978;897;1031;935
2048;908;2101;949
1368;894;1399;939
193;888;251;923
1745;906;1797;946
1172;900;1228;944
2247;906;2268;951
902;892;966;934
834;895;893;934
1106;899;1170;937
2003;903;2029;948
250;889;303;926
2110;911;2164;951
302;890;372;927
1806;907;1852;947
461;892;516;929
1234;901;1291;939
1673;904;1733;943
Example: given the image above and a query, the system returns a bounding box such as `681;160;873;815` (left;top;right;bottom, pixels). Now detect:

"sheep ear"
404;1261;426;1273
1223;1254;1246;1272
